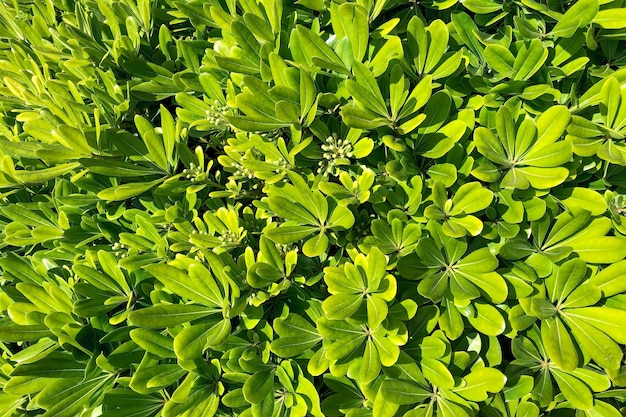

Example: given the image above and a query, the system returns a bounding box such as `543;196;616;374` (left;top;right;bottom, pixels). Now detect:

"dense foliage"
1;0;626;416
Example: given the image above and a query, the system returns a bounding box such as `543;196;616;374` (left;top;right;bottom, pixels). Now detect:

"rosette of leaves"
322;248;396;329
406;17;466;81
358;210;422;259
4;0;626;416
379;331;507;417
473;105;572;189
340;62;433;135
424;181;494;237
128;260;234;362
398;222;508;339
518;259;626;373
500;207;626;270
263;173;355;257
508;325;618;412
567;77;626;164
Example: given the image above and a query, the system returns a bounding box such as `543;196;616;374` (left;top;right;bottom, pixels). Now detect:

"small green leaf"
551;369;593;410
381;380;430;405
542;317;578;371
243;370;274;404
173;319;231;360
550;0;599;38
456;367;507;401
322;293;363;320
421;358;455;389
97;179;164;201
128;305;217;328
264;225;318;244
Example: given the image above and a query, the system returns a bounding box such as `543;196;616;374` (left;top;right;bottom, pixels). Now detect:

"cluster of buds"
321;135;354;159
277;243;297;257
271;158;291;171
317;135;353;176
182;162;203;181
112;242;128;258
230;162;255;179
217;229;241;245
352;221;369;237
206;100;229;125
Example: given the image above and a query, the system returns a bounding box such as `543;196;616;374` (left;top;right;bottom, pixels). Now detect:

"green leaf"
424;20;448;74
101;389;163;417
0;325;52;342
462;0;502;14
135;115;168;171
144;264;222;306
11;355;84;378
348;62;388;118
421;358;455;389
551;369;593;410
331;3;368;62
450;182;493;215
535;105;571;148
516;167;569;189
14;163;81;184
550;0;599;38
589;260;626;296
360;339;381;384
399;75;432;119
467;302;506;336
56;125;91;155
173;319;231;360
243;370;274;404
553;188;606;216
367;295;388;329
474;127;508;165
270;336;319;357
427;164;457;187
322;293;363;320
97;179;164;201
451;12;484;56
268;196;318;224
369;36;403;76
372;333;400;367
521;142;572;168
512;39;548;81
570;237;626;263
294;25;348;73
328;205;355;229
40;375;113;417
496;106;516;157
341;103;389;129
129;329;175;358
566;307;626;343
128;304;217;328
592;9;626;29
224;115;289;131
264;225;318;244
456;367;507;401
381;380;430;405
302;233;329;257
79;159;162;177
542;317;578;371
327;334;365;360
418;90;451;134
389;65;408;120
564;316;623;370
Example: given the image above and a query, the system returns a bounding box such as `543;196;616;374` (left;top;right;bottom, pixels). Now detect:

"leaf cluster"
1;0;626;416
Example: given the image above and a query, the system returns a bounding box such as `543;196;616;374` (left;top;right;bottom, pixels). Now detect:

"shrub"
1;0;626;416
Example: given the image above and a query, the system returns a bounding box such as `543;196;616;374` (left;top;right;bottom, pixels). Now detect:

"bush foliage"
1;0;626;416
